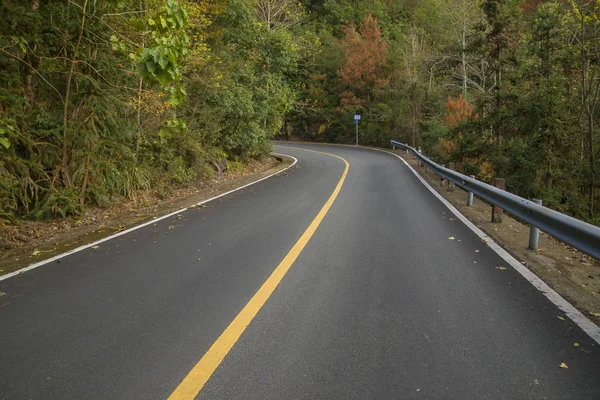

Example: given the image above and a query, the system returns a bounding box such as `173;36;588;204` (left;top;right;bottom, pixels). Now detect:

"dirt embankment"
0;156;291;276
397;152;600;324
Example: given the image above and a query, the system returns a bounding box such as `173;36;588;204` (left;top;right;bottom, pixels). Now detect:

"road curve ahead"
1;143;599;399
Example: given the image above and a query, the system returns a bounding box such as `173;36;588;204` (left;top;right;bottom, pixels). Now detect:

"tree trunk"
587;109;595;219
24;0;40;105
135;77;143;160
462;23;467;98
61;0;89;188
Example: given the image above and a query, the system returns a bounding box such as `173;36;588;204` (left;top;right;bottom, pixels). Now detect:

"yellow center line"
168;147;349;400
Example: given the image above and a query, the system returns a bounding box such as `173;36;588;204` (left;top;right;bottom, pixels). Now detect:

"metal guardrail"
390;140;600;260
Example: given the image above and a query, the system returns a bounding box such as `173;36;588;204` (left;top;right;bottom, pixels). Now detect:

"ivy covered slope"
0;0;308;222
2;0;600;227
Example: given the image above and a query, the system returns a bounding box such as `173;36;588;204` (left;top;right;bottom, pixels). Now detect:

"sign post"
354;114;361;146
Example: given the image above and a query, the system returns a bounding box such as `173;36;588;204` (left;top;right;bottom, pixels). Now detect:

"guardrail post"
447;163;456;192
491;178;506;223
393;144;396;150
528;199;542;250
405;145;409;156
440;165;446;186
467;175;475;206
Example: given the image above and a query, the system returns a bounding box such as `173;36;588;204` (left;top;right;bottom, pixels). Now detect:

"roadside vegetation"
2;0;600;226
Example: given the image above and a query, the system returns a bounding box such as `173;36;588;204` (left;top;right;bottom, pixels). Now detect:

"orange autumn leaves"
444;94;474;128
439;94;474;157
337;14;389;110
441;94;494;180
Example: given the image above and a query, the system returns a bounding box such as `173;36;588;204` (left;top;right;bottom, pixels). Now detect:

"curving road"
0;143;599;399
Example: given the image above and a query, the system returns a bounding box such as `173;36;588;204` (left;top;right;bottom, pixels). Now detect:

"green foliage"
29;188;83;219
0;120;15;149
282;0;600;225
2;0;599;227
138;0;190;106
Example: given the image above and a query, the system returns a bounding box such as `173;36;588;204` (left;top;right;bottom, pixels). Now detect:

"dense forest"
1;0;600;225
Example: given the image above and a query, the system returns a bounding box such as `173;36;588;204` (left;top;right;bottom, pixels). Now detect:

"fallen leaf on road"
559;363;568;369
574;343;579;347
32;250;40;256
0;292;5;297
496;266;506;270
475;250;480;253
168;225;175;230
177;214;183;220
448;236;455;240
91;246;99;249
557;316;565;320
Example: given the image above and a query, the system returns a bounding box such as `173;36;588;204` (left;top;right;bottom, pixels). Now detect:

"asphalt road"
1;143;599;399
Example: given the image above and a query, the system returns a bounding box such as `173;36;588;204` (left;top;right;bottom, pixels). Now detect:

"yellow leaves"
0;292;5;297
31;248;57;256
496;266;507;270
127;89;171;116
590;312;600;317
559;363;568;369
169;225;175;230
574;342;580;347
91;246;100;249
557;315;565;321
448;236;456;240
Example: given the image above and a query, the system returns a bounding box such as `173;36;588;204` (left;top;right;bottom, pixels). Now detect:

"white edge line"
363;146;600;345
0;153;298;282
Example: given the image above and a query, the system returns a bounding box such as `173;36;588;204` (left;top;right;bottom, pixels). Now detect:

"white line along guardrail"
390;140;600;260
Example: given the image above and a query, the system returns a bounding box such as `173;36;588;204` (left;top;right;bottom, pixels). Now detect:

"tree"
565;0;600;219
337;14;389;109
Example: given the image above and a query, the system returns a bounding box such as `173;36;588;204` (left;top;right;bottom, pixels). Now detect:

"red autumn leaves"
337;14;389;110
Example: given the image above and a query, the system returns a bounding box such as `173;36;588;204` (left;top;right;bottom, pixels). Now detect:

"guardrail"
390;140;600;260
